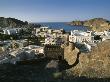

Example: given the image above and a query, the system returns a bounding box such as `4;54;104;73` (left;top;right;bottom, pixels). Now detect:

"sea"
37;22;88;32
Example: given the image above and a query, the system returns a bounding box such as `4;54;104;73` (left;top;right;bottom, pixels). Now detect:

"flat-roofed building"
69;30;94;43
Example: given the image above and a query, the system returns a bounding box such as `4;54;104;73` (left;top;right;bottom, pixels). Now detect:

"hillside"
0;41;110;81
70;18;110;31
64;40;110;78
0;17;28;28
0;17;41;28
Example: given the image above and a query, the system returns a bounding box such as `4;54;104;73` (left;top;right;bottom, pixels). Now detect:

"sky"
0;0;110;22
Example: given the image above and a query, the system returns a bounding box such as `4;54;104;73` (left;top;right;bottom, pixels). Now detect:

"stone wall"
44;44;64;59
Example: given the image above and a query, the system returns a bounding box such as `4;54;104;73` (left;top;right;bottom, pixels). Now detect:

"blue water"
38;22;88;32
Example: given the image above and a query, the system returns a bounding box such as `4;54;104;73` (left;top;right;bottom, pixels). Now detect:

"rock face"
68;42;75;52
84;18;110;31
64;40;110;78
64;43;79;65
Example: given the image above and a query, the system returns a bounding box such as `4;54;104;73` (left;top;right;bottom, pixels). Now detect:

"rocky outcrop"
64;40;110;78
84;18;110;31
64;47;79;65
69;20;83;26
70;18;110;31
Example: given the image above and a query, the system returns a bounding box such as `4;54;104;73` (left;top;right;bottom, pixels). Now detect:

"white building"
9;45;44;61
69;30;94;43
34;26;64;37
40;27;48;32
104;30;110;36
93;30;110;41
3;28;22;35
24;45;44;55
70;30;92;36
52;29;64;34
44;36;61;45
44;33;65;45
94;31;105;36
35;28;41;36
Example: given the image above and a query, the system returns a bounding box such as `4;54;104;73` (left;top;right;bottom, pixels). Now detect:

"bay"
37;22;88;32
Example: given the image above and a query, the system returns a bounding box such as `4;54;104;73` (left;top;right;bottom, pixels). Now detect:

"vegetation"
0;17;41;41
70;18;110;31
0;17;28;28
0;17;41;28
0;33;19;40
71;20;83;26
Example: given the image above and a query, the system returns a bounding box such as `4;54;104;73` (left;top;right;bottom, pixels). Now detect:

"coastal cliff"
70;18;110;31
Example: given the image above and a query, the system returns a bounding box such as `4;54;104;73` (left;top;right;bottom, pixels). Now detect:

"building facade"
69;30;94;43
44;45;64;59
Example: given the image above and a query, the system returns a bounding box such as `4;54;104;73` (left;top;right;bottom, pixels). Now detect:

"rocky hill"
70;18;110;31
0;17;41;28
0;17;28;28
64;40;110;78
